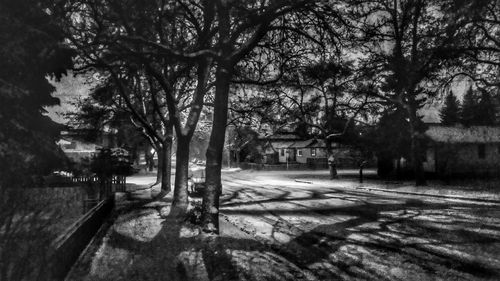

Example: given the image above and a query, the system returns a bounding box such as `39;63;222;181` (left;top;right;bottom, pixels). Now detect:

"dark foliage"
475;90;497;126
91;148;134;176
460;87;478;126
460;87;497;126
440;92;461;125
0;0;74;187
369;108;412;177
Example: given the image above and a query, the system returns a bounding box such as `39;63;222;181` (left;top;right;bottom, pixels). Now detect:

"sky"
45;71;471;127
44;71;93;124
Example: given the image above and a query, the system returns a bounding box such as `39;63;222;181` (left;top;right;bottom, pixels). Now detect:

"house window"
311;148;316;157
280;149;284;156
478;144;486;159
297;149;302;157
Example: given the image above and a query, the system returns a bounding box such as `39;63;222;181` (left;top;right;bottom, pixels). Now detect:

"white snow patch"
114;210;163;242
179;225;201;238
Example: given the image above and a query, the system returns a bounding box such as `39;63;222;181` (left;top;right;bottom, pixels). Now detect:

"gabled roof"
307;139;327;148
289;139;315;148
259;133;301;141
426;125;500;143
266;138;328;150
266;141;296;149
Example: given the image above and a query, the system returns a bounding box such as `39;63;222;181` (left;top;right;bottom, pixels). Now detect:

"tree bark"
407;104;427;186
202;63;231;234
160;139;172;193
171;136;190;215
410;131;426;186
155;146;163;184
146;145;154;172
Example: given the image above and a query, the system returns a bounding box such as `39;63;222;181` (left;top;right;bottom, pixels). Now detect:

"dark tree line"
440;87;497;126
0;0;75;279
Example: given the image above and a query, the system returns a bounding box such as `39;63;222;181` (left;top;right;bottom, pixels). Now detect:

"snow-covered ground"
219;170;500;280
69;169;500;281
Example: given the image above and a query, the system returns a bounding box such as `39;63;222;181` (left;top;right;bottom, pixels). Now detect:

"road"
218;170;500;281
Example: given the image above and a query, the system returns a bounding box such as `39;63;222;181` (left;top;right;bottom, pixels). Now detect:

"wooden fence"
48;197;114;280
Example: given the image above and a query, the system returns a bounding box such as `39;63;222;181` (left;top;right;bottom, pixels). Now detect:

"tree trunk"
161;139;172;193
407;103;426;186
410;132;426;186
155;146;163;184
202;64;231;234
171;136;190;215
146;146;154;172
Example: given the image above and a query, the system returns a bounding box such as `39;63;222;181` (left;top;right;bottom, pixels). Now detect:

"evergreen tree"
440;92;461;125
460;87;478;126
0;0;73;187
475;90;497;125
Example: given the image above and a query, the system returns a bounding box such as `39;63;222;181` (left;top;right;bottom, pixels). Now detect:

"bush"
91;148;134;176
185;201;203;225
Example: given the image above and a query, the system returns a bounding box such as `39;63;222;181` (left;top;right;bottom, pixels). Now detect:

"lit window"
297;149;302;157
311;148;316;157
478;144;486;159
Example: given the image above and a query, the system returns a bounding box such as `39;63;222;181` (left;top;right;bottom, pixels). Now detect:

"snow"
69;169;500;280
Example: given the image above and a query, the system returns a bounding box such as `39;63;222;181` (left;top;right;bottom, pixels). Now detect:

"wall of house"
60;139;99;162
295;147;327;163
278;148;286;163
429;143;500;175
278;148;297;163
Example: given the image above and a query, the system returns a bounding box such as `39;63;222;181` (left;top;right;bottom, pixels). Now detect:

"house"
57;130;118;163
57;133;101;162
260;134;332;165
423;125;500;176
260;133;301;164
291;139;329;164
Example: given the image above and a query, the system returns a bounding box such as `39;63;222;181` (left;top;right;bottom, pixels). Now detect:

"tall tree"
0;0;73;187
60;0;215;213
440;91;461;125
475;89;497;125
0;1;73;279
72;75;172;186
349;0;474;185
460;86;478;126
372;108;412;177
453;0;500;92
201;0;340;233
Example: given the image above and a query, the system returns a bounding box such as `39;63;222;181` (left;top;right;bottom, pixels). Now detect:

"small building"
57;130;118;163
423;125;500;176
260;134;331;165
260;133;302;164
57;135;101;162
292;139;328;164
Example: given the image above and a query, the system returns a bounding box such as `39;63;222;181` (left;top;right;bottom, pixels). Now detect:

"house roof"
307;139;327;148
267;141;296;149
425;125;500;143
267;138;329;149
260;133;301;141
289;139;315;148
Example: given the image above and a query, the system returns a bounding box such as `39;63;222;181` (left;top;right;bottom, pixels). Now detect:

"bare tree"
347;0;475;185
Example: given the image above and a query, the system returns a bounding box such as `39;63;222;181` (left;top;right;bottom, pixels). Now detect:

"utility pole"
286;149;289;170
